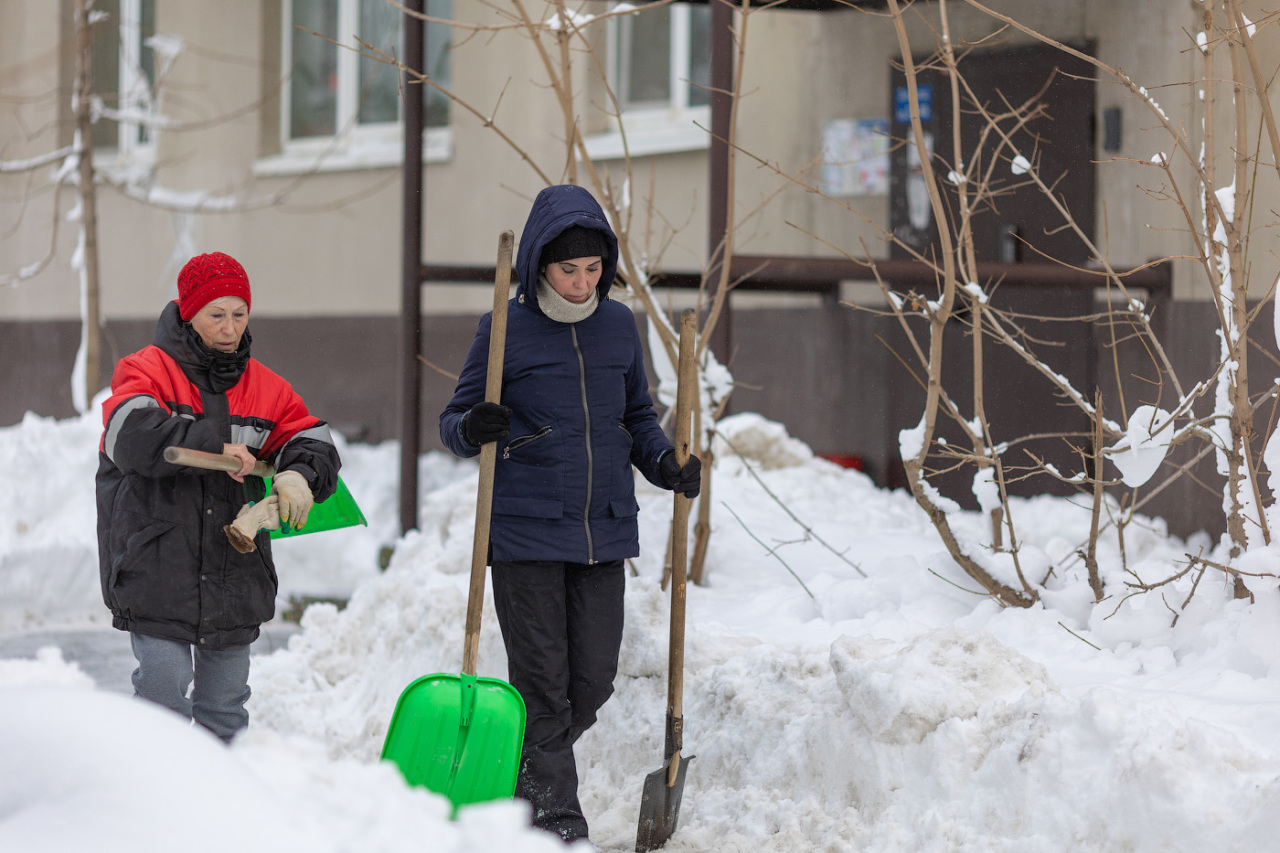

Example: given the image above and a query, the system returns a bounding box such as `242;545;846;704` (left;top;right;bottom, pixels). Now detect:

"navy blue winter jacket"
440;185;673;564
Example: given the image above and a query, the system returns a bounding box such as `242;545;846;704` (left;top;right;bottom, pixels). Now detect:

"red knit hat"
177;252;252;321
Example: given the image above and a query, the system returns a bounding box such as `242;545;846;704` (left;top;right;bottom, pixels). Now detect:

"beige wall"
734;0;1280;303
4;0;1280;326
0;1;564;321
0;0;72;320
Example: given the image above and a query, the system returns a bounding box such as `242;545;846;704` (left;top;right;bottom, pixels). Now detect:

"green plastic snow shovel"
636;309;697;852
380;230;526;811
161;446;367;543
264;474;366;539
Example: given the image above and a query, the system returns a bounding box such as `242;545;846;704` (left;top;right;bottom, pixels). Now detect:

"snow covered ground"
4;401;1280;852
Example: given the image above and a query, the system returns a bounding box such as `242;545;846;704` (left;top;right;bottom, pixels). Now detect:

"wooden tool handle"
666;309;697;765
462;230;515;677
163;446;275;479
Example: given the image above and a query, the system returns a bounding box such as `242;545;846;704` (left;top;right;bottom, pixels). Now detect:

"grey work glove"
272;469;314;530
659;451;702;499
224;494;282;554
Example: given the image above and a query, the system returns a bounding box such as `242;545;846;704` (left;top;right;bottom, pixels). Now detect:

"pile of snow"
4;406;1280;851
712;411;814;469
2;656;556;853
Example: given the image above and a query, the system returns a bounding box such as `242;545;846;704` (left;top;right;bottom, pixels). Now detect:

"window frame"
585;2;711;161
92;0;157;172
258;0;451;176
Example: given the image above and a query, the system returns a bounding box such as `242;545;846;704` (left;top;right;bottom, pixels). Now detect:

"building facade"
3;1;1277;536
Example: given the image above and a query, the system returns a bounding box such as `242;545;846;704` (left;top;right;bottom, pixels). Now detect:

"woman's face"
190;296;249;352
543;256;603;305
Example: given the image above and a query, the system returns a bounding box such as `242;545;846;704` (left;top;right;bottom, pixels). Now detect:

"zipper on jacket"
618;422;632;442
502;425;553;459
571;325;596;564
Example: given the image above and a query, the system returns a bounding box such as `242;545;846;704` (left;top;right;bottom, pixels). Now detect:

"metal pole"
73;0;102;409
399;0;425;535
706;0;734;365
419;258;1173;296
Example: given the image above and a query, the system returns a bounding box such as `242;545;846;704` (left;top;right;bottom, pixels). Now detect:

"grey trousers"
129;632;252;743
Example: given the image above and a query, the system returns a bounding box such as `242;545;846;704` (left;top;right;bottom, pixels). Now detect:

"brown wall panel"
2;300;1269;542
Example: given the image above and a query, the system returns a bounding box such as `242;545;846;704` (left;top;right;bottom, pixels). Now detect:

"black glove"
659;451;702;498
461;402;512;447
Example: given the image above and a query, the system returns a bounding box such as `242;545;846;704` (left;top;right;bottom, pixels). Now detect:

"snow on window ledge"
583;107;710;161
253;127;453;177
92;147;157;185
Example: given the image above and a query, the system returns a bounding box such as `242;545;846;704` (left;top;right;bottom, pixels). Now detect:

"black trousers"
491;559;626;843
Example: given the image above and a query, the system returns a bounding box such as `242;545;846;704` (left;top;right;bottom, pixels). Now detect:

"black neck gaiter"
200;330;252;393
153;300;252;394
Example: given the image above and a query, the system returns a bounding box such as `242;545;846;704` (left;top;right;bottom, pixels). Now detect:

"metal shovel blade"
635;753;693;852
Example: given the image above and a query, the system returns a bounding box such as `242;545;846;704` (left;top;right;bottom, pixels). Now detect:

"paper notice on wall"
821;118;890;197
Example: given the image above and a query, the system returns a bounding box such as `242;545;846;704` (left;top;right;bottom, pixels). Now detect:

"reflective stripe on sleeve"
230;423;274;453
103;395;162;463
272;422;336;464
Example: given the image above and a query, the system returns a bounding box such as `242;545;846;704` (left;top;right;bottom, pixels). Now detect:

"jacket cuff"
460;419;480;449
657;449;675;488
281;463;317;488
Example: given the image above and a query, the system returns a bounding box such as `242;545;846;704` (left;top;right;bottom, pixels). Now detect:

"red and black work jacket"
95;301;340;649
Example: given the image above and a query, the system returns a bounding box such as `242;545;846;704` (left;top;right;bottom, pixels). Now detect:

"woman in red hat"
95;251;341;743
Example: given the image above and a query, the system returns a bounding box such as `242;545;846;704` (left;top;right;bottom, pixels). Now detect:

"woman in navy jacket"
441;185;701;844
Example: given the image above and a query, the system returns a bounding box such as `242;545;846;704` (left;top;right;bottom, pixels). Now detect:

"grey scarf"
536;274;599;324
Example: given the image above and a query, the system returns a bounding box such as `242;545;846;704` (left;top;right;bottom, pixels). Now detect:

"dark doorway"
889;42;1096;264
883;42;1099;502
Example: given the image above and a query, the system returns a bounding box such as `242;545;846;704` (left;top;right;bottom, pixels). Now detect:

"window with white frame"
273;0;451;171
588;2;711;160
90;0;157;164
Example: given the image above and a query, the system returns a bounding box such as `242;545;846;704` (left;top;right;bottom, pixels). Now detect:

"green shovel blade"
266;476;367;539
381;672;527;810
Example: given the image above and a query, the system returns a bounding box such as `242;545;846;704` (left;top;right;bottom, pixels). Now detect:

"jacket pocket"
503;425;553;459
609;497;640;518
223;547;279;629
108;519;187;620
110;520;176;589
609;420;638;496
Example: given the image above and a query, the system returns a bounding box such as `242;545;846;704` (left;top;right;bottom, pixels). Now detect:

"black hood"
153;300;251;394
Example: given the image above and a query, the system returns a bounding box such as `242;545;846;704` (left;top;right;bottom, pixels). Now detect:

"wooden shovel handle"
462;230;514;677
163;446;275;479
666;309;697;761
